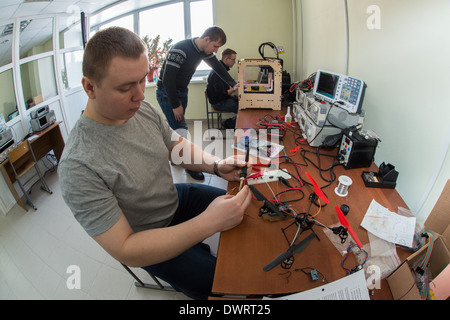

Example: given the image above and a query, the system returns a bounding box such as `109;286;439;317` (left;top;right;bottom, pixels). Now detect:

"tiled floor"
0;120;235;300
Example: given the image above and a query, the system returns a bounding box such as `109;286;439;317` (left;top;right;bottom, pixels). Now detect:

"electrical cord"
309;101;350;147
414;232;435;300
341;243;369;275
258;41;281;62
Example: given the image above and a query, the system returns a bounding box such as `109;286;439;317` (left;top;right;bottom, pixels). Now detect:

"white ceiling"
0;0;166;66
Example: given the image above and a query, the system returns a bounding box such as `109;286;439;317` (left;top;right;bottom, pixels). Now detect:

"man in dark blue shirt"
206;48;238;128
157;27;236;180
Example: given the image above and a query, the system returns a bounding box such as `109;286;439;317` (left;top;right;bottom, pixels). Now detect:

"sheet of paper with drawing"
232;135;284;161
361;199;416;247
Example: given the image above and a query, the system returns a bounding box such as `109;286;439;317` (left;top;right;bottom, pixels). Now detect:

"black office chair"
7;139;52;210
121;264;175;291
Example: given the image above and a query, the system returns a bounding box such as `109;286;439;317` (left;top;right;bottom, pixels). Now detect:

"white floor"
0;120;235;300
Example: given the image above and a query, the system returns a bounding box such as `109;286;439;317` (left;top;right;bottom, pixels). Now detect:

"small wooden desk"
212;108;410;299
0;121;65;211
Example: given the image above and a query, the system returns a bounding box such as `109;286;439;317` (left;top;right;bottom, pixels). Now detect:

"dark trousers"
156;86;189;138
142;183;226;299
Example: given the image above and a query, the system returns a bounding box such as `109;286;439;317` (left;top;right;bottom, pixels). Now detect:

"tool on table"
239;136;250;191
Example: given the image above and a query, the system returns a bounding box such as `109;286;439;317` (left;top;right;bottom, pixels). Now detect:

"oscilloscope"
312;69;366;114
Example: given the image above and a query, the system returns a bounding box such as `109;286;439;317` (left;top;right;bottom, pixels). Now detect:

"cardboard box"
386;179;450;300
34;94;43;105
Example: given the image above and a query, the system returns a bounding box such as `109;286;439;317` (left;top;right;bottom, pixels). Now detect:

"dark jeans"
211;97;238;113
142;183;226;300
156;86;189;138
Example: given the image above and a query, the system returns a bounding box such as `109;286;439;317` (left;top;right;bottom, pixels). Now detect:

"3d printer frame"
238;59;282;110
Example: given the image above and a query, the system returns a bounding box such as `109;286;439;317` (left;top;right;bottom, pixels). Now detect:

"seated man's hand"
216;155;252;182
202;185;252;232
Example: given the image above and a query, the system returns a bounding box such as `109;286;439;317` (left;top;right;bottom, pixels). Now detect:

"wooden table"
0;121;65;211
212;108;410;299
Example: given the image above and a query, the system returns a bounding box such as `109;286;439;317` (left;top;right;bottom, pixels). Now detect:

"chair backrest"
7;140;31;164
205;89;212;114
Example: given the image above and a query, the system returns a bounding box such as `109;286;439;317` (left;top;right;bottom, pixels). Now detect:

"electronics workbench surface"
211;107;410;300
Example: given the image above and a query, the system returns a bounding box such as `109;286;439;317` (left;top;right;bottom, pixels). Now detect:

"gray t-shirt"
58;101;179;237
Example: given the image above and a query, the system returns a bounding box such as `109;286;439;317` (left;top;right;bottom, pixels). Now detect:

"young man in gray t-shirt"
58;27;251;300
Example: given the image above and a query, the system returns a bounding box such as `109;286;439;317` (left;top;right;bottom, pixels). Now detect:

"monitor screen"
39;116;47;127
313;69;366;113
316;71;339;99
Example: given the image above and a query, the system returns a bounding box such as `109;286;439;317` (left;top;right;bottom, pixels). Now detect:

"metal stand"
121;264;175;291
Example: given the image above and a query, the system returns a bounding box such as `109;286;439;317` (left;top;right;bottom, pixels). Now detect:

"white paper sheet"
232;135;284;161
360;199;416;247
264;269;370;300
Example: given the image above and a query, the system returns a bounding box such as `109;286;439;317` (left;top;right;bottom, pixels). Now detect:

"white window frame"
88;0;215;78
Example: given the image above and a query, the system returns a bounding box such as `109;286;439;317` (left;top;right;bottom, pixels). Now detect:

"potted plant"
142;35;173;82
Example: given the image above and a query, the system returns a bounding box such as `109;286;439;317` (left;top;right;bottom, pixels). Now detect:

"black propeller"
263;232;317;272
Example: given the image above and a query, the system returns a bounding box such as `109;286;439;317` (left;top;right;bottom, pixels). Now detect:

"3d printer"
237;59;282;110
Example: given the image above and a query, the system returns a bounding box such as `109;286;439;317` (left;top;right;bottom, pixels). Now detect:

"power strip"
246;170;291;185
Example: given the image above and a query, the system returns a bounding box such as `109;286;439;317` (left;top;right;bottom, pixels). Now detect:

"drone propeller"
335;206;363;248
249;185;284;218
263;232;316;272
305;172;329;204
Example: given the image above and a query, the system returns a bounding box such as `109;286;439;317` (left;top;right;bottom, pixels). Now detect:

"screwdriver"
239;136;250;191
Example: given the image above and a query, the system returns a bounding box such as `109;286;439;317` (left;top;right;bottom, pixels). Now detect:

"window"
0;69;18;121
0;22;18;122
100;14;134;32
189;0;214;76
60;21;83;49
20;56;57;110
0;22;14;67
19;17;54;59
190;0;213;38
139;3;185;44
60;50;83;91
59;21;84;91
90;0;214;78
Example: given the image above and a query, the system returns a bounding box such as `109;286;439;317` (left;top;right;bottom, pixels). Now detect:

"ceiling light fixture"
1;20;32;37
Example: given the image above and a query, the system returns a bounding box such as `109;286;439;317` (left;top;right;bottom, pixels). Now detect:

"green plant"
142;35;173;69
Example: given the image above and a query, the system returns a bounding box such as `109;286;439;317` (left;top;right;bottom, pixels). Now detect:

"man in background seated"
206;48;239;129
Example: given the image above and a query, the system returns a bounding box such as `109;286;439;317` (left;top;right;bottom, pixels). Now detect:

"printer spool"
335;175;352;197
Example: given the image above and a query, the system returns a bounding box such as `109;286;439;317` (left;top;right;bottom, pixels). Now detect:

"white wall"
300;0;348;76
215;0;294;80
297;0;450;222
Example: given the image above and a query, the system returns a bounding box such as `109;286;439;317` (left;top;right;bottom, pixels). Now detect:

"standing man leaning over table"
156;26;238;180
58;27;251;300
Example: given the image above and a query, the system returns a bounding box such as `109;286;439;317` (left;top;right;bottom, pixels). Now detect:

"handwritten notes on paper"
361;199;416;247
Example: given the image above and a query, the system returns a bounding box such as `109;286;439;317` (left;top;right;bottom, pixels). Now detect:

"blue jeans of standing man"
141;183;226;300
156;86;189;138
